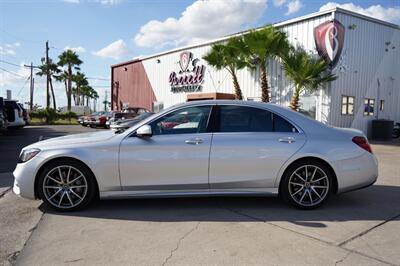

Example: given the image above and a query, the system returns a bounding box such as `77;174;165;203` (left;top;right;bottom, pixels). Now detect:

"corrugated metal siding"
112;62;157;111
142;13;333;112
330;12;400;134
114;10;399;134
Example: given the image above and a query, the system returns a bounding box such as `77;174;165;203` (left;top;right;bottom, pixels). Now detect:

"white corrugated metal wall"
330;12;400;134
140;9;399;134
142;12;333;113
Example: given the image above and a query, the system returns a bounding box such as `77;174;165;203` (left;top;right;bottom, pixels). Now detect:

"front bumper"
13;157;43;199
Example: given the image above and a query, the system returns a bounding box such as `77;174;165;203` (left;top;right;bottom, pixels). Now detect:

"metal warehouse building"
111;7;400;135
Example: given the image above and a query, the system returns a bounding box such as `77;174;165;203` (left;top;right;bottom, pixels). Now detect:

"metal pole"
45;41;50;109
30;62;33;110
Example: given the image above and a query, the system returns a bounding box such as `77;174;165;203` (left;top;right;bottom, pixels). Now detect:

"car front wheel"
280;160;333;209
38;159;97;211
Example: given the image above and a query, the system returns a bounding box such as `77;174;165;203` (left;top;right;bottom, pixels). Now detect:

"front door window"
149;106;211;135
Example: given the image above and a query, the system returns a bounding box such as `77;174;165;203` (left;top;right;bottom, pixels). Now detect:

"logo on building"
169;51;206;93
314;19;345;68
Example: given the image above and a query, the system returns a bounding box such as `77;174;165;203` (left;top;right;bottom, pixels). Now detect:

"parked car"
18;103;30;125
4;100;25;128
0;97;8;132
13;100;378;211
88;111;114;128
110;112;154;131
106;107;150;128
78;111;105;127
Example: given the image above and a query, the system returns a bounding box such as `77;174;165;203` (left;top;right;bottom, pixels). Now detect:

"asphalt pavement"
0;125;399;265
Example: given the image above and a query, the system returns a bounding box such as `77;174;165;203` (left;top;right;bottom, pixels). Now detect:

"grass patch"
30;117;79;126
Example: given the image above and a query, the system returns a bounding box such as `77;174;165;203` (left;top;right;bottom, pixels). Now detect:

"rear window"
273;114;297;133
218;105;298;133
5;101;19;109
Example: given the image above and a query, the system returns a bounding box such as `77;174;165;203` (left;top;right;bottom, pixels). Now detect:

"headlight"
19;148;40;163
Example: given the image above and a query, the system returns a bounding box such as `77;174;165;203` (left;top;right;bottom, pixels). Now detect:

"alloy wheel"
42;165;88;209
288;165;329;207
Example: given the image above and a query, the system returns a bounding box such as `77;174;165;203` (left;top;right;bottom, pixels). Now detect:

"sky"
1;0;400;111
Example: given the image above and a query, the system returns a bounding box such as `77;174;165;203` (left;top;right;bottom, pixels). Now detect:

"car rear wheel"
280;160;333;209
38;159;97;211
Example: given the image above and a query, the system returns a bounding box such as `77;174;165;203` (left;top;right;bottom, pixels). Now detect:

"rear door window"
218;105;297;133
219;106;273;132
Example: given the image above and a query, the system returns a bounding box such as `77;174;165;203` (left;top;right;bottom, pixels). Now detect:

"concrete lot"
0;125;399;265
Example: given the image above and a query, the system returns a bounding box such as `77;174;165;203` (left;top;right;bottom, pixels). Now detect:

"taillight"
352;136;373;153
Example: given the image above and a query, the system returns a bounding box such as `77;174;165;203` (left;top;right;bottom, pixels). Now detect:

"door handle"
278;137;296;143
185;138;203;145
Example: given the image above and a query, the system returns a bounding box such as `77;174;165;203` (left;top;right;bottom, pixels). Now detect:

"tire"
279;160;333;209
38;159;97;212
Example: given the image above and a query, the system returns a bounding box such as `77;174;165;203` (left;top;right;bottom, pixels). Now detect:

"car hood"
25;130;116;150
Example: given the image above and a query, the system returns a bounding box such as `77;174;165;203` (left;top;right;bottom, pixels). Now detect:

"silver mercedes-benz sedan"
13;101;378;211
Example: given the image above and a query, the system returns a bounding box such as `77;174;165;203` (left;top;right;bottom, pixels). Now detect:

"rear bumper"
334;152;378;194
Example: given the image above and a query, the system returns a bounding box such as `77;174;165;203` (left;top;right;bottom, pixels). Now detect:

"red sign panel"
314;19;345;68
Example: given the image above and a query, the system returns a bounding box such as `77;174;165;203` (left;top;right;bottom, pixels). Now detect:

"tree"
203;37;247;100
242;26;290;102
57;50;82;111
72;72;88;106
90;89;99;111
80;85;96;106
282;47;337;111
36;60;60;109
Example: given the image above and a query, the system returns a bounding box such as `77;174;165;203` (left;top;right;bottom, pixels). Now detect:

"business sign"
314;19;345;68
169;51;205;93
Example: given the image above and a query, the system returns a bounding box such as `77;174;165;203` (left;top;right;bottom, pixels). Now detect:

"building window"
379;100;384;111
152;102;164;113
341;96;354;115
364;98;375;116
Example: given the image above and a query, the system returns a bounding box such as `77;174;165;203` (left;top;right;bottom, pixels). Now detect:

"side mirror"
136;125;152;137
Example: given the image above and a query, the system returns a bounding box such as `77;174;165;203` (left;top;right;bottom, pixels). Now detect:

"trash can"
371;119;393;140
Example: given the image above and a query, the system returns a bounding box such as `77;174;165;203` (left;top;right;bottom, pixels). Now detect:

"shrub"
29;109;77;124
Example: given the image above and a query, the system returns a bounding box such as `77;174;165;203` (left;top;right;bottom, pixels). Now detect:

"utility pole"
45;40;50;109
23;62;39;110
29;62;33;110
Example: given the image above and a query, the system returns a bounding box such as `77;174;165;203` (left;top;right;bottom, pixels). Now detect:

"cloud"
0;64;30;87
64;46;86;53
93;39;129;59
63;0;80;3
0;46;16;56
96;0;122;5
0;42;21;56
285;0;303;15
319;2;400;24
273;0;286;7
134;0;267;48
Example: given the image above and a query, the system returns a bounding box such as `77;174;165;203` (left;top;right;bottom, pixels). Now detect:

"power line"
91;85;110;88
0;59;21;68
16;76;31;97
0;66;27;78
87;77;111;81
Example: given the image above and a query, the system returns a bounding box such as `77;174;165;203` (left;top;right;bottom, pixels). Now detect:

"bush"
29;109;77;124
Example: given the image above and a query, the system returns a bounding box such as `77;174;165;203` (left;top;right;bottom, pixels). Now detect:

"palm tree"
282;47;337;111
36;60;60;109
203;37;247;100
242;26;290;102
80;85;95;106
57;50;82;111
90;89;99;111
72;72;88;106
